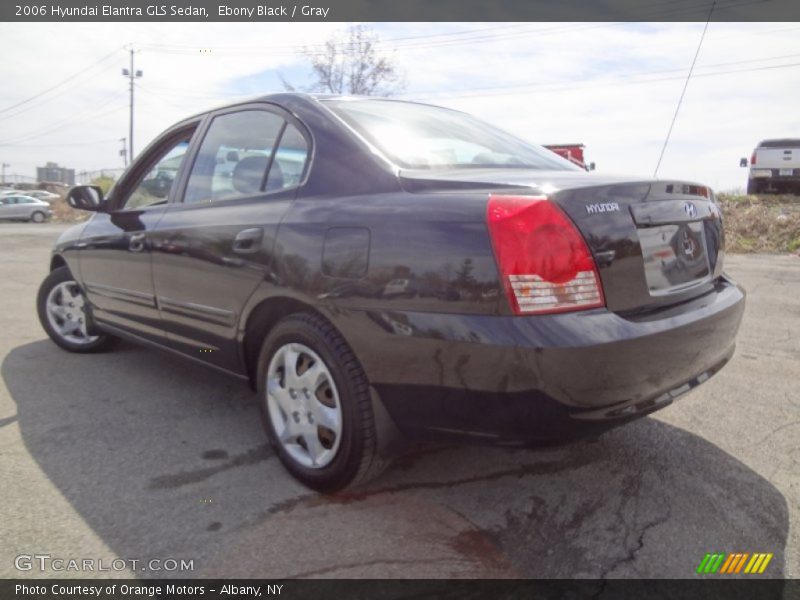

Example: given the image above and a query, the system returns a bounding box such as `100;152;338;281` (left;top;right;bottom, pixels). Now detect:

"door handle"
232;228;264;254
129;232;146;253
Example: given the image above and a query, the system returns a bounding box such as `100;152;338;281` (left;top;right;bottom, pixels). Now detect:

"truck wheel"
37;266;120;353
257;313;386;492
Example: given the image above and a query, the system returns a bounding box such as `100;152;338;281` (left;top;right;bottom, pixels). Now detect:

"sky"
0;21;799;192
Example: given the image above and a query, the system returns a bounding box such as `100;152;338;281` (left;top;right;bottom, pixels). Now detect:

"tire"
257;312;385;492
30;211;46;223
36;266;120;353
746;179;762;195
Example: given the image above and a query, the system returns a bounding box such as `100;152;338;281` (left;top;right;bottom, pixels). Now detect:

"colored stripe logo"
696;552;773;574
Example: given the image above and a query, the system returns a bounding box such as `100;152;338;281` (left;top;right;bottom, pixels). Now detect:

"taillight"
751;151;757;166
486;194;605;315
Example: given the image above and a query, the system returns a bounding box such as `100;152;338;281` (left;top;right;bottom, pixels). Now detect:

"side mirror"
587;162;596;172
67;185;105;211
739;157;748;167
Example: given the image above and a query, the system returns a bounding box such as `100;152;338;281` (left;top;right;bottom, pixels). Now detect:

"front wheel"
30;211;46;223
257;313;386;492
37;266;119;352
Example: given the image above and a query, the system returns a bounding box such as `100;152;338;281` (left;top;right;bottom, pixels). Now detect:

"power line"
135;0;765;57
138;22;532;53
3;138;120;149
406;52;800;99
0;61;122;123
0;46;124;115
0;93;127;145
654;0;716;177
409;59;800;101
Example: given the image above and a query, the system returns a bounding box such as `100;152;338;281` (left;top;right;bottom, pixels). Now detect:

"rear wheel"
30;211;46;223
257;313;385;492
37;266;119;352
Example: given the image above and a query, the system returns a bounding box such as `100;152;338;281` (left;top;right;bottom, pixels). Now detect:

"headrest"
231;155;268;195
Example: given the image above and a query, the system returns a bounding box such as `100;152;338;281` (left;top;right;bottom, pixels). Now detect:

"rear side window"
270;124;309;190
183;110;308;204
324;99;578;171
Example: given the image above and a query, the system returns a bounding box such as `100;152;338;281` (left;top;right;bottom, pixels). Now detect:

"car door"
0;197;11;219
78;121;201;342
21;198;40;218
0;197;14;218
150;104;311;372
3;197;24;219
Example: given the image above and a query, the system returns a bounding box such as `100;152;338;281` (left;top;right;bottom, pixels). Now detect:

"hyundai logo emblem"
684;201;698;219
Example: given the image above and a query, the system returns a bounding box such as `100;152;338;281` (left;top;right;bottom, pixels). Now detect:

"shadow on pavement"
3;339;789;579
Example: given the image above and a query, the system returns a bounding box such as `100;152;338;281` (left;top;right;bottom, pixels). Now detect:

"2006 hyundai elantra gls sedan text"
37;94;745;491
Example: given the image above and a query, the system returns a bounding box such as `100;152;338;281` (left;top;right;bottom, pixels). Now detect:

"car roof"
5;194;41;200
180;92;452;122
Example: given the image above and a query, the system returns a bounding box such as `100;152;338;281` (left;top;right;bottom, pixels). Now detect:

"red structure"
544;144;589;169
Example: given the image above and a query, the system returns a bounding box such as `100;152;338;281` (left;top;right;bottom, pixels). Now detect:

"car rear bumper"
325;275;745;443
750;170;800;181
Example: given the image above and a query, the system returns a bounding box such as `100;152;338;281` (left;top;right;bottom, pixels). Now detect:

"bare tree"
285;25;404;96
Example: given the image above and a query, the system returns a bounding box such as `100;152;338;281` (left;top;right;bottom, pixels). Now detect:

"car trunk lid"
552;180;724;313
399;169;725;314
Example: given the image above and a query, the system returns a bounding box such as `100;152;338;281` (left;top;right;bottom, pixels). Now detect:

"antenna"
653;1;716;178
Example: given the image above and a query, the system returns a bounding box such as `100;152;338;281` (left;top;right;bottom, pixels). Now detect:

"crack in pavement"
598;505;673;579
260;450;596;520
731;419;800;450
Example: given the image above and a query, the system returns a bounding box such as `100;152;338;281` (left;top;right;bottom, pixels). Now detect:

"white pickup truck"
742;139;800;194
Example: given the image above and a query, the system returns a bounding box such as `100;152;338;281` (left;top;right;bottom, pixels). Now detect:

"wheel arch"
241;295;330;390
50;254;67;272
240;293;406;459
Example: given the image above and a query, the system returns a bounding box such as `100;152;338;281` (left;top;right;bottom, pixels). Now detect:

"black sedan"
37;94;745;491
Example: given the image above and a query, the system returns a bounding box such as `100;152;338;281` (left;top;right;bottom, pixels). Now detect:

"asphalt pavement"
0;222;797;580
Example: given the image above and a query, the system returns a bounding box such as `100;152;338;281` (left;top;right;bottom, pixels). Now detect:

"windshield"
323;99;580;171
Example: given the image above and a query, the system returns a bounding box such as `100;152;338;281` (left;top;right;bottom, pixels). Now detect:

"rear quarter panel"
267;191;504;316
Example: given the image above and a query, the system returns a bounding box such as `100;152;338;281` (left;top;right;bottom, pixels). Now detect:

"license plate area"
638;222;711;295
779;168;794;176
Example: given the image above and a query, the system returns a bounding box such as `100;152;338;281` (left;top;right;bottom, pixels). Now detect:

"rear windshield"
323;99;580;171
759;139;800;148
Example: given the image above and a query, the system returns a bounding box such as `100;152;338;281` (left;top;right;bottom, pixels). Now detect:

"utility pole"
119;137;128;167
1;163;8;185
122;46;142;161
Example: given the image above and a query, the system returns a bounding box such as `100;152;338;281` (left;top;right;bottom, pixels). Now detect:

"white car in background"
0;194;53;222
742;139;800;195
25;190;61;203
0;189;60;202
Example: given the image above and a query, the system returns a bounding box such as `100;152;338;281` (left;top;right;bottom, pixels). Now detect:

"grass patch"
718;194;800;253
